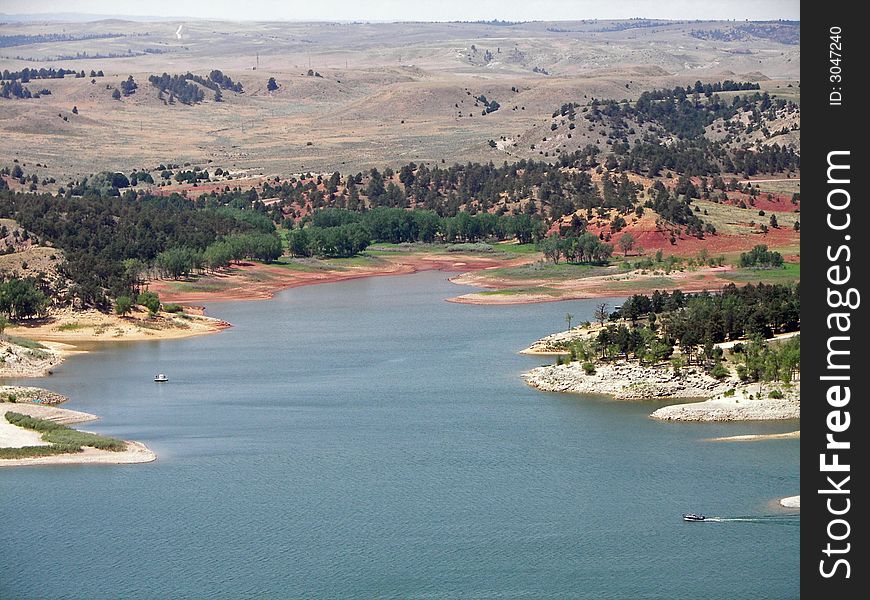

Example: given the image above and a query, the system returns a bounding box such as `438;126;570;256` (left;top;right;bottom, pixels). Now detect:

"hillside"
1;19;800;182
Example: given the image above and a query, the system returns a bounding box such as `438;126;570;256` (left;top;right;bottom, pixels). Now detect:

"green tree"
267;77;278;91
136;291;160;315
115;295;133;317
0;278;47;320
618;232;636;256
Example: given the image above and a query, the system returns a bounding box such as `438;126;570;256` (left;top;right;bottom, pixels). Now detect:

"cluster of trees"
203;70;243;93
286;207;547;258
287;223;371;258
563;283;799;381
0;277;48;320
690;23;799;45
148;73;204;104
646;181;713;237
616;283;799;345
538;232;614;264
148;71;243;104
264;157;609;220
1;80;35;99
0;67;103;81
732;334;801;386
476;94;500;114
0;189;280;307
154;233;282;278
571;83;800;177
738;245;784;269
120;75;137;96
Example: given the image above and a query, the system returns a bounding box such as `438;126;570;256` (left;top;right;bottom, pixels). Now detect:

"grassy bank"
1;411;127;460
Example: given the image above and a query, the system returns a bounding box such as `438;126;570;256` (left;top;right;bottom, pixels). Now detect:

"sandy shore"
0;400;156;468
150;253;533;304
780;495;800;508
706;430;800;442
448;265;739;305
7;307;230;344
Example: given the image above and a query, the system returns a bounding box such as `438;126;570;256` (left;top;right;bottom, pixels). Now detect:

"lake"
0;271;799;599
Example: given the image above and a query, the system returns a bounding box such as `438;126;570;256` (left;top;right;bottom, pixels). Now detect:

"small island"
521;283;800;422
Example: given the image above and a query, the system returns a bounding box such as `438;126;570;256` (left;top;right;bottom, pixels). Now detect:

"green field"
722;262;800;284
482;261;619;281
478;286;561;297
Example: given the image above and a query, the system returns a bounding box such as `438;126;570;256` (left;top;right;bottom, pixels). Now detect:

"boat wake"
702;515;800;526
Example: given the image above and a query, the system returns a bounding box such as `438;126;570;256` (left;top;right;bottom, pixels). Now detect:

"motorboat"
683;513;706;522
154;373;169;382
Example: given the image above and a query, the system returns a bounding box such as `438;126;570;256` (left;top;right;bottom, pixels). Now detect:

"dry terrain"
1;19;799;182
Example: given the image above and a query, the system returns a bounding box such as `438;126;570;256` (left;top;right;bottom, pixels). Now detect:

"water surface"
1;272;799;599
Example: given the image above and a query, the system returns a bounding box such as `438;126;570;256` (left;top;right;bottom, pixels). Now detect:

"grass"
722;262;801;284
1;411;127;460
483;261;618;281
750;179;801;195
478;286;561;296
55;323;87;332
5;336;47;349
494;243;541;255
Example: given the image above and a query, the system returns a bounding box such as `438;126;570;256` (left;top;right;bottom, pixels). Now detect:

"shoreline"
446;265;743;305
3;309;231;379
150;253;534;304
0;399;156;468
706;430;800;442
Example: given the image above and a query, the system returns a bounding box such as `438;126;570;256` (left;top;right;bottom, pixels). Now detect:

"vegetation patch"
2;411;126;460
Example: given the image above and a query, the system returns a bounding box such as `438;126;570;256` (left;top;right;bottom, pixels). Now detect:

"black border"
803;2;865;596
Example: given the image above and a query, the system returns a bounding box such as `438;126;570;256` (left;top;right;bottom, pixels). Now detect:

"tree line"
286;207;547;258
1;67;104;81
0;189;281;308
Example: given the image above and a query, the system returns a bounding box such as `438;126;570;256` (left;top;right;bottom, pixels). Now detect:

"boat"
154;373;169;382
683;513;706;522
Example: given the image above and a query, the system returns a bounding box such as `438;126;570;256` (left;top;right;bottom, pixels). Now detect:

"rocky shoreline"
650;384;800;422
523;359;800;422
523;361;732;400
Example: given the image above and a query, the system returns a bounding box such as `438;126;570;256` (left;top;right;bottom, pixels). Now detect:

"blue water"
0;271;799;599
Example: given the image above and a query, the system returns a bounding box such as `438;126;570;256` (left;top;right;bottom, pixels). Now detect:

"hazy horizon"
0;0;800;23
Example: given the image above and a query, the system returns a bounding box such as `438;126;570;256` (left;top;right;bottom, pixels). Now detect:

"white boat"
683;513;706;522
154;373;169;382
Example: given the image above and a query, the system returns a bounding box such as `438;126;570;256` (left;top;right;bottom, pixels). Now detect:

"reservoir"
0;271;799;599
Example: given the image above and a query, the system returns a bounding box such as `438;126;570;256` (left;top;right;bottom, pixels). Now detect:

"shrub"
769;389;784;399
710;363;730;380
582;362;596;375
723;388;736;397
162;303;184;313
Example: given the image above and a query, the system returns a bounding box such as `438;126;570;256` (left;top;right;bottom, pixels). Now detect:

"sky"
1;0;799;22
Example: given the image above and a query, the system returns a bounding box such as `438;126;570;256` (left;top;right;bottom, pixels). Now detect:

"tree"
565;312;574;331
115;295;133;316
0;314;7;334
136;291;161;315
618;232;636;256
72;106;78;114
538;234;562;264
112;88;121;100
594;302;609;326
0;278;47;320
267;77;278;92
